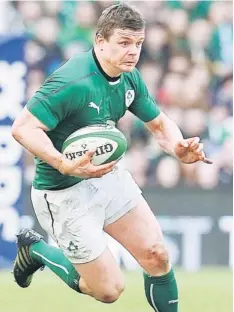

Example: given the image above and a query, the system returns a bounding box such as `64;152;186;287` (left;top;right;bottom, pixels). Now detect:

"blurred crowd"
1;1;233;189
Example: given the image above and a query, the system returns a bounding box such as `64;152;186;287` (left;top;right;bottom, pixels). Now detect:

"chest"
75;82;135;127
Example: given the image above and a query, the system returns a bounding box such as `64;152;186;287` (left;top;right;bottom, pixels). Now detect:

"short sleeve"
128;69;161;122
26;76;76;130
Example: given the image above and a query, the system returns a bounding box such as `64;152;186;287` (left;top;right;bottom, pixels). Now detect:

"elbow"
11;122;22;142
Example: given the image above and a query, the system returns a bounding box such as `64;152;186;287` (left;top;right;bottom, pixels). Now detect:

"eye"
136;42;143;48
120;41;129;47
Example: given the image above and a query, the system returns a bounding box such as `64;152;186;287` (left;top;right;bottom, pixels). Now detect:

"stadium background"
0;1;232;311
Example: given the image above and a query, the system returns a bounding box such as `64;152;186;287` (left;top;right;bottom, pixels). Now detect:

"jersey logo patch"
125;90;135;107
88;101;102;114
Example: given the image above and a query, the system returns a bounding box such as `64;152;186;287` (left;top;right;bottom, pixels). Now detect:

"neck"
94;47;121;78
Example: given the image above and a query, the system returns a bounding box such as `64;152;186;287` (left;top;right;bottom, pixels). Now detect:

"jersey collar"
92;48;121;84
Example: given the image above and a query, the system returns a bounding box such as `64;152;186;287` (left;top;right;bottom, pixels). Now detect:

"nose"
128;44;138;55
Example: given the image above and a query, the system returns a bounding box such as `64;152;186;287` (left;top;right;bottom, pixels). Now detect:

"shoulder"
123;68;144;87
42;50;98;93
122;68;146;98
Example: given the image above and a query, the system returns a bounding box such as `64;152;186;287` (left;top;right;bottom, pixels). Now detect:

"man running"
12;4;212;311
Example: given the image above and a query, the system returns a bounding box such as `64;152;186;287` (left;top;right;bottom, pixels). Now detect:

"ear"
95;33;105;49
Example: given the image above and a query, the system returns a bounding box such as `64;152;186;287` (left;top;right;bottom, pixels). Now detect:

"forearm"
12;126;62;170
152;118;184;157
146;112;211;164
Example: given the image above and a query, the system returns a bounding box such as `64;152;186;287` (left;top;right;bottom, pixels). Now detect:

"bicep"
129;72;160;122
145;111;169;133
26;76;77;130
129;96;161;122
12;107;49;132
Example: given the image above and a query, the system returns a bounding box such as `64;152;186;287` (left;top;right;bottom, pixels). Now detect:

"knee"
96;281;125;304
143;241;169;271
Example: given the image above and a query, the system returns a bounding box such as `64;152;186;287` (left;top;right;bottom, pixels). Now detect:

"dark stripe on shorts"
44;193;55;237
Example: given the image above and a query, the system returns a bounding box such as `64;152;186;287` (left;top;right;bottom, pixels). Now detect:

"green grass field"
0;268;232;312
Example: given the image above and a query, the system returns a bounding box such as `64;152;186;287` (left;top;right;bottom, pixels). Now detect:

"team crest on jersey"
125;90;135;107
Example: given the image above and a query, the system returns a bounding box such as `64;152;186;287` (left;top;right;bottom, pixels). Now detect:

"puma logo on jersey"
89;101;101;114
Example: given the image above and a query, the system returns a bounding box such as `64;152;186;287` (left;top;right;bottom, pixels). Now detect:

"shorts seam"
104;201;136;227
43;193;60;246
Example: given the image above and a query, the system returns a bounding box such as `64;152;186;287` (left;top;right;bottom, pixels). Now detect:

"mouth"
123;62;136;66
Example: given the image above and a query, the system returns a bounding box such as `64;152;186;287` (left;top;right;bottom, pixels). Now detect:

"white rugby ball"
61;124;128;165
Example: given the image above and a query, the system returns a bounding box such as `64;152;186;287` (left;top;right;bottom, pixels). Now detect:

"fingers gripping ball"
62;125;128;165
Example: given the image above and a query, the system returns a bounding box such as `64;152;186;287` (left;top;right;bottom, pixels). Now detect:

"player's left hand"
174;137;213;164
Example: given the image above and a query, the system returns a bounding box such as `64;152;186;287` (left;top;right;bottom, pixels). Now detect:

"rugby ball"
61;124;128;165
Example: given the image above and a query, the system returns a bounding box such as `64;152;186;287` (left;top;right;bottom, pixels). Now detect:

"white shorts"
31;168;142;264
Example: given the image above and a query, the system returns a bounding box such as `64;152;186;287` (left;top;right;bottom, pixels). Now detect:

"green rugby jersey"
27;49;161;190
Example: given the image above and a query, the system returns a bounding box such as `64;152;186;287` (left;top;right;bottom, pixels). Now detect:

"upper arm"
128;69;161;122
145;111;169;133
12;107;49;133
26;75;76;130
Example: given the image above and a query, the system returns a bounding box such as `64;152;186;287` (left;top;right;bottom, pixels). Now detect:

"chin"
119;64;135;73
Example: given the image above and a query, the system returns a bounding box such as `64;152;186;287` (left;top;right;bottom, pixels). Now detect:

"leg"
74;248;125;303
105;195;169;276
14;229;124;303
27;182;125;304
105;195;179;311
14;229;81;291
31;238;125;303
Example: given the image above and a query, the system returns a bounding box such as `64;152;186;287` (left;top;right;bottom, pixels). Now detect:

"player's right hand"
58;151;116;178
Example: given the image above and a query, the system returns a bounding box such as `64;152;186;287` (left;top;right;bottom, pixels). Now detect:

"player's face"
100;28;145;73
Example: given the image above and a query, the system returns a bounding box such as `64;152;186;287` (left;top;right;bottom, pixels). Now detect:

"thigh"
31;182;109;264
104;195;163;265
32;184;125;299
91;168;142;226
74;247;125;298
